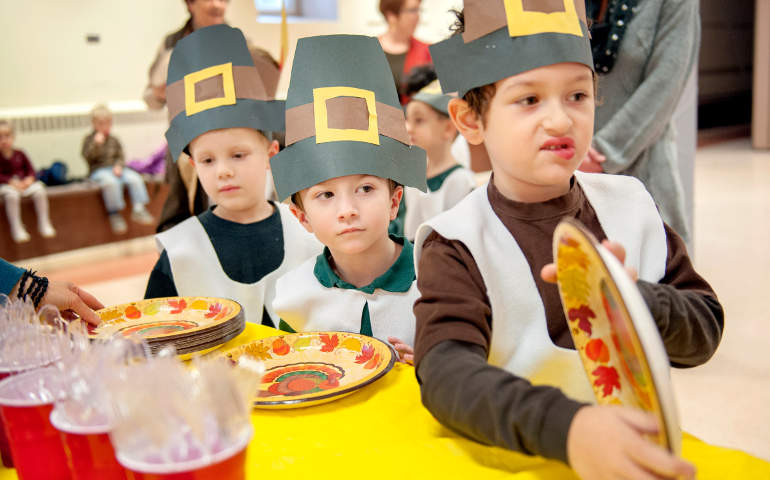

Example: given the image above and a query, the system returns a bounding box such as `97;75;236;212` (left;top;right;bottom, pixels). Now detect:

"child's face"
292;175;402;256
405;101;455;154
189;127;278;216
92;116;112;136
0;127;14;153
455;63;594;202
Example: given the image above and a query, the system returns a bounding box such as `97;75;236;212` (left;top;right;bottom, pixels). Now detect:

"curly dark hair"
403;65;438;98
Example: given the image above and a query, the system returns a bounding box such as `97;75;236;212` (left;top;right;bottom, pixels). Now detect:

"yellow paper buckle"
504;0;583;38
184;62;236;117
313;86;379;145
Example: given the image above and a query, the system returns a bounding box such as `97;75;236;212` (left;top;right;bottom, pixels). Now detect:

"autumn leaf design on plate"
205;303;222;319
320;334;339;352
568;305;596;336
355;344;375;364
168;299;187;315
592;365;621;397
585;338;610;363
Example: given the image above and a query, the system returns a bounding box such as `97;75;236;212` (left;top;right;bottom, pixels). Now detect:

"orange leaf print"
592;365;621;397
568;305;595;336
168;299;187;315
245;343;271;361
364;353;380;370
124;306;141;320
320;334;339;352
585;338;610;363
205;303;222;319
355;344;374;364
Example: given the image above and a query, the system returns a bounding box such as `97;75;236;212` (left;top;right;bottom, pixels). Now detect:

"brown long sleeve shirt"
413;176;724;463
81;132;124;175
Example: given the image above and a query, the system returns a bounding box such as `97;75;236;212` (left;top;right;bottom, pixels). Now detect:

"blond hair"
0;119;12;135
90;104;112;121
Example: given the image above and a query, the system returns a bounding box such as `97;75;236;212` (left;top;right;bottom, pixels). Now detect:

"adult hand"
540;240;638;283
113;164;123;177
94;131;106;144
567;405;695;480
40;281;104;326
388;336;414;365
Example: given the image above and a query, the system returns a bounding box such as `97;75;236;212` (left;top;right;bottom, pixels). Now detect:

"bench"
0;180;168;262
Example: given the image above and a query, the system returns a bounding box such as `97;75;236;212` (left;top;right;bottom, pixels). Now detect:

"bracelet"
16;270;49;309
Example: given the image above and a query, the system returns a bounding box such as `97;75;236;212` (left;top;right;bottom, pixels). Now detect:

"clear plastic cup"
115;429;251;480
0;366;70;479
50;408;128;480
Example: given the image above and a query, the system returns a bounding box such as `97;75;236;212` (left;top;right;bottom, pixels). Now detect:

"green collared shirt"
279;235;415;336
427;164;464;192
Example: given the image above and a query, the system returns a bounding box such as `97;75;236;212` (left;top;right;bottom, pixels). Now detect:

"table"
2;324;769;479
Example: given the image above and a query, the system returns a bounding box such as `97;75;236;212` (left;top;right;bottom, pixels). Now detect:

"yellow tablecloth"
2;324;768;479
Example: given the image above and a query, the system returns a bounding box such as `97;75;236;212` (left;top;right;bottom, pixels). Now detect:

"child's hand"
577;146;606;173
41;281;105;326
387;336;414;365
113;165;123;177
94;131;106;144
567;405;695;480
541;240;638;283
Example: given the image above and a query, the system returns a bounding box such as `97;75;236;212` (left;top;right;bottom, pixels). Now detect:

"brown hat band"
166;63;271;121
285;86;409;147
463;0;587;43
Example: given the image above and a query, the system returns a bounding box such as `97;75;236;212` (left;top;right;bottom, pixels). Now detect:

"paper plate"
90;297;245;355
224;332;396;409
553;219;681;454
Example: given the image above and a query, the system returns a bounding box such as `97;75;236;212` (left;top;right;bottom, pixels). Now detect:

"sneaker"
109;214;128;234
39;223;57;238
11;228;31;243
130;207;155;226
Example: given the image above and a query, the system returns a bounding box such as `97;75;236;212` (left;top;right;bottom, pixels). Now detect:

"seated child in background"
144;24;320;326
81;104;154;234
413;2;723;479
270;35;428;362
0;120;56;243
402;67;476;241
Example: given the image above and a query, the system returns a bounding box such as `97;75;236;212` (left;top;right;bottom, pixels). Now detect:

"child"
413;2;723;479
144;24;320;326
269;35;428;362
81;104;155;234
0;120;56;243
402;69;476;240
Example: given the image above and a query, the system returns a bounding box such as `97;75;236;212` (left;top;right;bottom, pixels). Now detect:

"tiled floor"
26;137;770;461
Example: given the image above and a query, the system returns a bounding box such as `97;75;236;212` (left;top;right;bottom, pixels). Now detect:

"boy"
0;120;56;242
144;24;320;326
269;35;428;361
413;2;723;479
402;71;476;240
81;104;154;234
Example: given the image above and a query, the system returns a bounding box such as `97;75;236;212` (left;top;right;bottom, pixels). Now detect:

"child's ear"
267;139;280;159
289;201;314;234
448;98;484;146
389;186;404;221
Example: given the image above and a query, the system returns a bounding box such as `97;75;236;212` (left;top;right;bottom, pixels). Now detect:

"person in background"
1;258;103;325
578;0;699;246
377;0;432;104
81;105;155;234
0;120;56;243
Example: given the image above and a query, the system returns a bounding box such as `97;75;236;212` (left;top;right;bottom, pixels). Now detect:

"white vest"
404;166;477;241
273;257;419;346
414;172;667;402
156;203;322;324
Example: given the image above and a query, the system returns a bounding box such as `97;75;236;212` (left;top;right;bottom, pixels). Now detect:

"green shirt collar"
427;164;463;192
313;235;415;294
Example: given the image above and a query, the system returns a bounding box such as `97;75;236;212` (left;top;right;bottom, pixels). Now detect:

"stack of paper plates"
91;297;245;356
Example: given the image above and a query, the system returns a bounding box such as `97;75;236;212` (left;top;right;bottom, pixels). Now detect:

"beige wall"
1;0;460;109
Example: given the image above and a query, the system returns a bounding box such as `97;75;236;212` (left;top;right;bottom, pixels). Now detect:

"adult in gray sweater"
580;0;699;246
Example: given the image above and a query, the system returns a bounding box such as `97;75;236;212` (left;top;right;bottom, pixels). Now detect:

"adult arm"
640;223;724;366
594;0;700;173
414;234;585;463
144;251;179;299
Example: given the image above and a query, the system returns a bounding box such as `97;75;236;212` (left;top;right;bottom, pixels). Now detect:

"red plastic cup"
116;430;251;480
0;366;70;480
0;361;54;468
50;408;128;480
